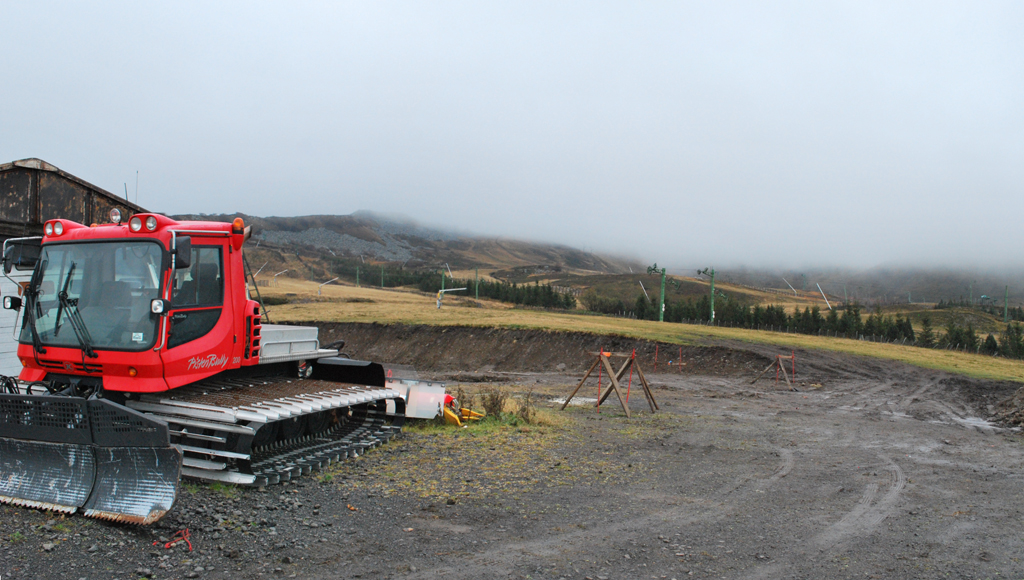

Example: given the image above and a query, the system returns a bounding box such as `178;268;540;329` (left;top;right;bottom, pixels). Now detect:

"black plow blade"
82;446;181;524
0;394;181;524
0;439;95;513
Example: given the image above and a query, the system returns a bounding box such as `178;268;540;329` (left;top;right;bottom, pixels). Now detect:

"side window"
172;247;223;307
168;246;223;349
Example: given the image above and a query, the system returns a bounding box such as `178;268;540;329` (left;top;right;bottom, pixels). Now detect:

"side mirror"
3;241;40;275
174;237;191;269
3;295;21;310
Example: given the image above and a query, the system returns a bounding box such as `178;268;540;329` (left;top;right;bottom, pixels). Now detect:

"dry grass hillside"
258;279;1024;383
173;212;640;274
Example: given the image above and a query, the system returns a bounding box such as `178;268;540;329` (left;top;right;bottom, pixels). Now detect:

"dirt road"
2;323;1023;579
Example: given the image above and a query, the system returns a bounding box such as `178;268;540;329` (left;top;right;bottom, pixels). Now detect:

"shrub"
515;389;536;423
454;385;476;413
481;386;509;418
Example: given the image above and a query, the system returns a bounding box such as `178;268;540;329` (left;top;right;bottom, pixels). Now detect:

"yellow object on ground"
443;406;462;426
460;408;485;421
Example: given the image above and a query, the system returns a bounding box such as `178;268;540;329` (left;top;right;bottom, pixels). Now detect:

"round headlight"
53;221;64;236
145;216;158;231
109;208;122;224
44;222;53;236
129;216;143;232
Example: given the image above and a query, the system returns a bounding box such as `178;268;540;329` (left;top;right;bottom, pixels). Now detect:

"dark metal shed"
0;158;147;240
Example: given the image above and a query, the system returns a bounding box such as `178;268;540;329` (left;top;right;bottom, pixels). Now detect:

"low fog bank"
713;266;1024;306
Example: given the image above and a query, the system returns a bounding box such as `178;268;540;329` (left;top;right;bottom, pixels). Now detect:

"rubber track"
135;376;405;487
248;403;400;486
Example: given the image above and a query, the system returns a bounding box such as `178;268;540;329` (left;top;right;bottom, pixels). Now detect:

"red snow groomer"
0;212;405;523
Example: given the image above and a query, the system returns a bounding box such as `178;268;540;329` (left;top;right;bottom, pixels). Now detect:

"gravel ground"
3;332;1024;579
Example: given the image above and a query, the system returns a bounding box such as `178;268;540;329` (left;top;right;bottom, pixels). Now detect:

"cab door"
160;242;236;389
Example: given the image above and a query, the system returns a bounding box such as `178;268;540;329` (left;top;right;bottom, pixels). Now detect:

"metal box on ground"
387;379;446;419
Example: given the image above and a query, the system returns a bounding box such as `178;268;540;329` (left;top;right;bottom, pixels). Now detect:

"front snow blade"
0;439;96;513
0;394;181;524
82;446;181;524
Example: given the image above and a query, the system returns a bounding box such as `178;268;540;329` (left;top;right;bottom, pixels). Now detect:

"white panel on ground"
387;379;446;419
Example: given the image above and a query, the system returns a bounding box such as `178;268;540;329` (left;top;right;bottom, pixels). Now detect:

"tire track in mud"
817;456;905;543
834;374;996;436
745;455;907;579
405;448;798;579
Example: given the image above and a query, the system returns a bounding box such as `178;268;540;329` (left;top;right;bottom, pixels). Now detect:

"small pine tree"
1000;323;1024;359
964;325;979;351
635;295;650;320
918;316;935;347
982;334;999;355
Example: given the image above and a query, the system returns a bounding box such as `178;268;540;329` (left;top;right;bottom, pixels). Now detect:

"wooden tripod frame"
750;353;797;391
560;351;658;418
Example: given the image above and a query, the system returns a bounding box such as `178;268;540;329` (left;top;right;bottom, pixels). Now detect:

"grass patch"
269;279;1024;383
180;481;202;494
9;531;25;542
336;415;599;501
208;482;239;498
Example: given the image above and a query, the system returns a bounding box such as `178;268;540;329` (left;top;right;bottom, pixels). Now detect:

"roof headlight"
44;222;53;236
129;216;143;232
109;208;122;224
145;216;158;231
53;221;63;236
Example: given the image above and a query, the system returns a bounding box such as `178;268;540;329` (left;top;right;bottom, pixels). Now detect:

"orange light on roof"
232;217;245;234
128;367;138;377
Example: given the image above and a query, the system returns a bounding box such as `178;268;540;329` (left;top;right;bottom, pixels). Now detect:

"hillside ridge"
170;211;640;274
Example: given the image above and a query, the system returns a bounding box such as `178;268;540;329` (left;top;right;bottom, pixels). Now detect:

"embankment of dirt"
303;322;1022;421
305;322;770;377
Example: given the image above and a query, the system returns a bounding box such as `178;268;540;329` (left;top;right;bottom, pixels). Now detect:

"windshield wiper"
57;262;97;359
23;256;47;355
53;261;72;337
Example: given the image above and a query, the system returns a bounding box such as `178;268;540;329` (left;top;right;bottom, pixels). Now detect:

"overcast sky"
2;2;1022;270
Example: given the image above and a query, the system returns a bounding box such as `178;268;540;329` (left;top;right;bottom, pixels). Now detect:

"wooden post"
777;359;795;390
560;358;601;410
564;351;657;417
598;354;631;418
633;361;658;412
750;360;777;384
597;357;632;406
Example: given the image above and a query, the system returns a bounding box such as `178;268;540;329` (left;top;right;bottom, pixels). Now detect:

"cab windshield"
22;241;164;351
